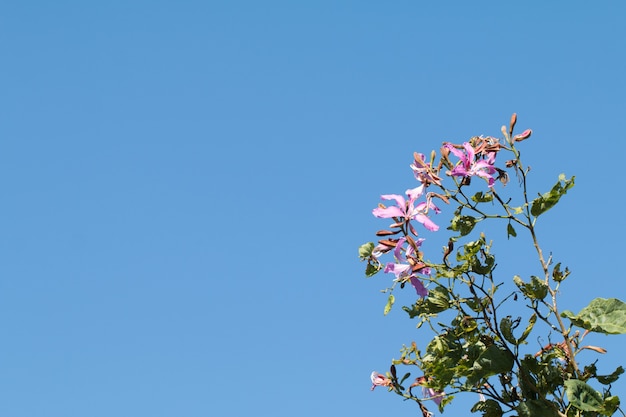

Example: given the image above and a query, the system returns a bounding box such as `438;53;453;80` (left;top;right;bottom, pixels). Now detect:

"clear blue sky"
1;2;624;416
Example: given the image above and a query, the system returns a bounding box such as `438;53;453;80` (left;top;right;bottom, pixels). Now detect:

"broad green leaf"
514;275;548;300
516;399;559;417
383;294;395;315
564;379;603;412
358;242;375;259
427;286;450;313
561;298;626;334
448;215;478;237
500;316;518;345
530;174;575;217
602;396;620;416
471;399;502;417
468;345;514;384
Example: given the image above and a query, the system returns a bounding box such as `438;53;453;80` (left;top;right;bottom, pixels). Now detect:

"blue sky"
1;1;624;416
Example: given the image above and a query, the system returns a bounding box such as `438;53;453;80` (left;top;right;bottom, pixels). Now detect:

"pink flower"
383;238;429;297
411;152;441;186
416;376;445;405
370;371;392;390
410;276;429;298
445;142;497;187
372;185;440;231
423;387;444;405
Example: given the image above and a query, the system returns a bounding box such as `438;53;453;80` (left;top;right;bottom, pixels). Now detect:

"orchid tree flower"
370;371;392;390
372;185;440;231
383;237;430;297
411;152;442;186
444;142;497;187
415;376;445;405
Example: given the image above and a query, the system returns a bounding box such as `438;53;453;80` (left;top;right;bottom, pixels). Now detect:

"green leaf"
507;223;517;239
602;396;620;416
427;286;450;313
561;298;626;334
365;262;380;277
500;316;518;345
468;345;514;384
399;372;411;384
471;191;494;203
551;262;570;282
448;215;478;237
516;400;559;417
597;366;624;385
564;379;603;412
518;313;536;344
530;174;575;217
471;399;502;417
515;276;547;299
383;294;395;315
514;276;548;300
358;242;375;259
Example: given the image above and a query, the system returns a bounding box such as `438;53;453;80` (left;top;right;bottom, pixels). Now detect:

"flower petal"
414;213;439;231
373;206;404;218
410;276;429;297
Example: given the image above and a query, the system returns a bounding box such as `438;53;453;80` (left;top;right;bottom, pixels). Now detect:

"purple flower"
384;262;412;278
372;185;440;231
423;386;444;406
416;376;445;405
410;276;429;297
445;142;497;187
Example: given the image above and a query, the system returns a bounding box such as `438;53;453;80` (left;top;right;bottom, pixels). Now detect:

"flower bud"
378;239;397;248
513;129;532;142
439;145;450;166
509;113;517;134
390;364;397;378
582;345;607;354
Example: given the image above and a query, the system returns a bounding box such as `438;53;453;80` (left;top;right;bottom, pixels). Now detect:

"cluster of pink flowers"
369;139;500;405
371;139;499;300
370;371;445;406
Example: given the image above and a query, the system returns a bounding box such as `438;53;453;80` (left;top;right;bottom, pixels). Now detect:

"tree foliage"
360;115;625;417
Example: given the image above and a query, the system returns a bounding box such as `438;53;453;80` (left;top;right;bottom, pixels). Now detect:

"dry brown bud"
375;230;397;236
411;262;426;272
378;239;397;248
